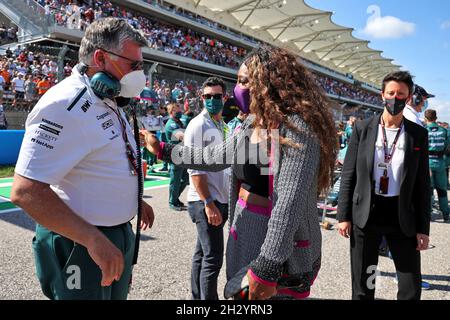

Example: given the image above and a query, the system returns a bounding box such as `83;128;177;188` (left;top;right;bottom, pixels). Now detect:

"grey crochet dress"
160;114;322;299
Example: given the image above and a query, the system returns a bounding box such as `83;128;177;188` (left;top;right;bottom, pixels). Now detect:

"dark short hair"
382;71;414;95
202;77;226;94
424;109;437;122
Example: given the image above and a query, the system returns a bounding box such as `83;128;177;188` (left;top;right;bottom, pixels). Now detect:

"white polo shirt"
184;110;229;204
15;65;138;226
403;104;424;127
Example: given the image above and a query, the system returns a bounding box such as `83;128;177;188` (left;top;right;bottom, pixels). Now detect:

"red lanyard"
380;118;403;164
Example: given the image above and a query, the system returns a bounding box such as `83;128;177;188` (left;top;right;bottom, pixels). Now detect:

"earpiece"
77;62;121;100
90;71;121;100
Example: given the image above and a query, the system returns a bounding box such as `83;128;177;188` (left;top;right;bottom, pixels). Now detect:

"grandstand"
0;0;401;129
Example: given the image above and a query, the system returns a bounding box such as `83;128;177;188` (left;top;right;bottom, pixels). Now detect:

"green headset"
78;63;121;100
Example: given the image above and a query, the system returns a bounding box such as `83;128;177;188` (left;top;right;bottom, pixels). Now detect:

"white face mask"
119;70;146;98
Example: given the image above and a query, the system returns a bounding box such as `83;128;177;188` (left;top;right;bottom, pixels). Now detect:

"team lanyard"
104;102;144;271
106;104;140;176
209;114;228;139
380;117;403;176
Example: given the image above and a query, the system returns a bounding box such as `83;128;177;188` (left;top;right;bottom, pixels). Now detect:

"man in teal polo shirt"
425;109;449;221
165;103;189;211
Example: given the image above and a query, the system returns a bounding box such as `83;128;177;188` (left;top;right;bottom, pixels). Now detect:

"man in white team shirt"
11;18;154;300
403;84;435;127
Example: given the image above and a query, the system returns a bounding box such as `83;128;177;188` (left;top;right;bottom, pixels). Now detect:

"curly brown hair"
244;45;338;194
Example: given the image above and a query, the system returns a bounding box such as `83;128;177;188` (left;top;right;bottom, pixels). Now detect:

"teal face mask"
204;98;224;115
421;100;429;112
175;111;183;119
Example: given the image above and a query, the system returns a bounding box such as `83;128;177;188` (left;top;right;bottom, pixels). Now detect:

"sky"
305;0;450;122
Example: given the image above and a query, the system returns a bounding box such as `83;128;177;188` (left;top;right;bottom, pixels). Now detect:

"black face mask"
383;97;407;116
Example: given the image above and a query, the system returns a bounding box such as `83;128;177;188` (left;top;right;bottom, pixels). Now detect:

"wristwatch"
203;196;215;206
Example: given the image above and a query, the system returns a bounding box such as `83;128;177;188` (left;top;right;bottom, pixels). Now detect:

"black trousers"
350;195;421;300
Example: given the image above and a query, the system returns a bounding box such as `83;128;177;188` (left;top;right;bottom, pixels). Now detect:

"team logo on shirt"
96;112;110;120
41;118;63;129
81;100;91;113
38;124;60;135
102;119;114;130
31;138;54;150
109;129;119;140
38;118;63;136
34;129;58;143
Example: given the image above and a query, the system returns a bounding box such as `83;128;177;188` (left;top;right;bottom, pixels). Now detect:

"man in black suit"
337;71;431;300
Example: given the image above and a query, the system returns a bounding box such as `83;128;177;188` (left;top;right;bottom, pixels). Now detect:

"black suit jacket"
337;114;431;236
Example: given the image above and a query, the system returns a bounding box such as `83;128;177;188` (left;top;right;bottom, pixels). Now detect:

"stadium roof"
178;0;400;86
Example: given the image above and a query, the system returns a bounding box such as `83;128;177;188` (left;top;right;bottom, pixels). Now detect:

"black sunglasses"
100;48;144;71
202;94;223;100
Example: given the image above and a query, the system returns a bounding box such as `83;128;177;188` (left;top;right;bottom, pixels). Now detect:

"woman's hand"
247;270;277;300
338;221;352;238
416;233;429;251
140;129;160;155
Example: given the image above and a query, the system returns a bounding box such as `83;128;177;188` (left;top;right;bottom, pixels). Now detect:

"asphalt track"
0;182;449;300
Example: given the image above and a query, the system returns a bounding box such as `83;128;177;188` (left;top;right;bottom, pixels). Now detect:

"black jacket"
337;114;431;236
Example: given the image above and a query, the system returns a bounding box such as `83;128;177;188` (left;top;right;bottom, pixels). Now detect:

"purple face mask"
233;85;250;114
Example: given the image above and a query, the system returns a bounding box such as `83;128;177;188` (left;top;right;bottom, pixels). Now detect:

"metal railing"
0;0;50;41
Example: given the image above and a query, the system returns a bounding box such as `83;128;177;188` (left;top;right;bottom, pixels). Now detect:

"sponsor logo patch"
34;130;58;142
81;100;91;112
42;118;63;129
102;119;114;130
97;112;110;120
31;138;54;150
109;133;120;141
38;124;60;135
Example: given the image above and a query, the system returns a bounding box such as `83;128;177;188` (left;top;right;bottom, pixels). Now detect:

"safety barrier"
0;130;24;165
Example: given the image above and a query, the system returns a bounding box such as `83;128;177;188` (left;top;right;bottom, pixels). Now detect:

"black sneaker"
169;204;184;211
176;201;187;210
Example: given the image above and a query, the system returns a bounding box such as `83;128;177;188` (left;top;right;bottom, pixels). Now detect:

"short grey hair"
79;18;148;64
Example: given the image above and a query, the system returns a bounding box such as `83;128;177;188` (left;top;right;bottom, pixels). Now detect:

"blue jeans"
188;200;228;300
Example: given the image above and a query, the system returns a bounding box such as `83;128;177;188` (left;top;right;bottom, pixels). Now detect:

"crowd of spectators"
314;73;382;105
0;23;18;45
141;0;258;44
38;0;247;68
0;46;382;113
0;45;74;111
2;0;383;112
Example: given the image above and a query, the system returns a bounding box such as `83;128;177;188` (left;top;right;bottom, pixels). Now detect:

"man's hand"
416;233;429;251
205;202;223;226
247;270;277;300
86;234;125;287
338;221;352;238
140;129;160;155
11;174;125;288
141;200;155;231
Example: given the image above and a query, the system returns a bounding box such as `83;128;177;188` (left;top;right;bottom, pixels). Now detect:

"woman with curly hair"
142;45;337;300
